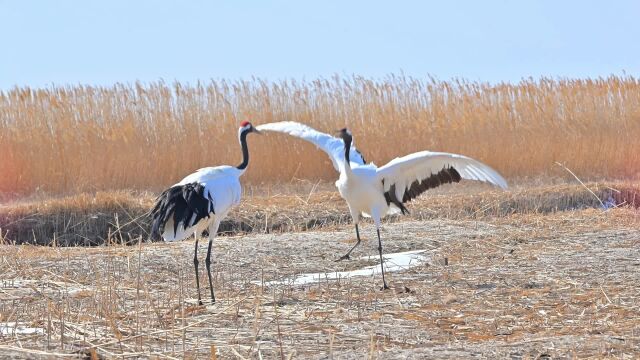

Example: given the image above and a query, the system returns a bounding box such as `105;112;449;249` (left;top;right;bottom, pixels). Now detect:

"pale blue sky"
1;0;639;89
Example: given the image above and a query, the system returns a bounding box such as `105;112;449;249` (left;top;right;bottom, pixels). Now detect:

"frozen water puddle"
0;322;45;336
262;249;428;286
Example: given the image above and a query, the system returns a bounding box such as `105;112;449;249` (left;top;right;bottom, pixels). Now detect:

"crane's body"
151;121;260;304
157;166;243;242
337;164;387;220
257;121;507;289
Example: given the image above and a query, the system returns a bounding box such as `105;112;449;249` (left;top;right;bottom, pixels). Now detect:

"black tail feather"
384;184;410;215
150;183;214;240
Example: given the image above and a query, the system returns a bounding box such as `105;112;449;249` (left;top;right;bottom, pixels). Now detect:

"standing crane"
256;121;507;290
151;121;261;304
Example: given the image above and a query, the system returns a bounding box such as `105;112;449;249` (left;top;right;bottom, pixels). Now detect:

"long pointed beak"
253;128;263;135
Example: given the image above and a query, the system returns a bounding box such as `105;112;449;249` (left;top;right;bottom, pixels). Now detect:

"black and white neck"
236;123;253;170
337;128;354;173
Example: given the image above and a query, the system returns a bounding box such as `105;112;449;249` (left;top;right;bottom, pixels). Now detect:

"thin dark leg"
205;238;216;303
336;224;362;262
193;237;202;305
376;228;390;290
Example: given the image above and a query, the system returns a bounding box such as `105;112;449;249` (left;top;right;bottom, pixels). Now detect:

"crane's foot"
195;298;215;306
335;254;351;262
196;290;203;306
380;283;391;291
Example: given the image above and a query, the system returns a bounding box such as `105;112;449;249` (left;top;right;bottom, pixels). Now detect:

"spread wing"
376;151;507;210
256;121;366;172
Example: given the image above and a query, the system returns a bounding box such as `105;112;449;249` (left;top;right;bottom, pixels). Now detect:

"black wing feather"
354;148;367;164
383;167;461;215
150;182;214;240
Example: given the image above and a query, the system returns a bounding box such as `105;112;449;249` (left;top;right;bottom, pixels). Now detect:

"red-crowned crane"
151;121;261;304
256;121;507;290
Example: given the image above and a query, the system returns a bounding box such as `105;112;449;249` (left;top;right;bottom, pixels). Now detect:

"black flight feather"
150;182;214;240
383;167;461;215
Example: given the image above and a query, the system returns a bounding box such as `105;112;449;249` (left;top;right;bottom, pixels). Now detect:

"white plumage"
257;121;367;171
256;121;507;289
151;121;261;304
377;151;507;202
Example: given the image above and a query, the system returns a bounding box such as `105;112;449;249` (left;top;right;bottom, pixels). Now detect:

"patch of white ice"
0;322;45;336
262;249;428;286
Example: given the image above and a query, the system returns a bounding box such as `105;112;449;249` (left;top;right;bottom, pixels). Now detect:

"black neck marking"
236;130;250;170
342;134;352;167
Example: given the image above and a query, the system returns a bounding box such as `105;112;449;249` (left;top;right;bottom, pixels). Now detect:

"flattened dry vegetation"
0;204;639;358
1;181;639;246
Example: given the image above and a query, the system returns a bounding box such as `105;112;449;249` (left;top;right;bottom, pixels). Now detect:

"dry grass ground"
0;183;639;358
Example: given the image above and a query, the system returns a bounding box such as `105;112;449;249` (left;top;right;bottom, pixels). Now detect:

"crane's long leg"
193;234;203;305
371;211;390;290
205;220;221;304
376;227;390;290
370;210;390;290
336;223;362;261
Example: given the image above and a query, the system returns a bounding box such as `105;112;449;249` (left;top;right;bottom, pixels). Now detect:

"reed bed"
1;75;639;196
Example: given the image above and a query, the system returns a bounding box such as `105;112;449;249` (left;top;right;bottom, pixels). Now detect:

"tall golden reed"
0;75;639;195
